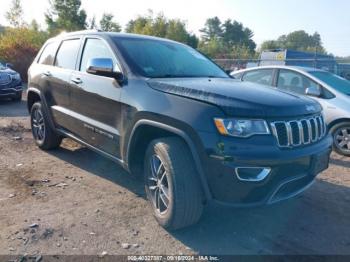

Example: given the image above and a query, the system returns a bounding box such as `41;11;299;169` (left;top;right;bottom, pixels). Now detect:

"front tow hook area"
234;167;271;182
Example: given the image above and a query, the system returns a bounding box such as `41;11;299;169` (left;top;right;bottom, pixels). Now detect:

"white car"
232;66;350;156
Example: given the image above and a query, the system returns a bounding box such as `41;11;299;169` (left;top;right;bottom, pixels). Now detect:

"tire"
12;92;22;102
144;137;204;230
330;122;350;156
30;102;62;150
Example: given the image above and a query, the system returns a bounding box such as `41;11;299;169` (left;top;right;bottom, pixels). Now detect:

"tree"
260;40;280;51
45;0;87;35
88;16;97;30
199;17;256;58
198;38;228;58
5;0;25;28
0;28;48;81
222;19;256;51
199;17;222;42
260;30;327;54
126;11;199;48
29;19;40;31
99;13;121;32
0;25;6;34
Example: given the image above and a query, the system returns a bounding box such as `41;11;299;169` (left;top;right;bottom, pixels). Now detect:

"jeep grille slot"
270;115;326;148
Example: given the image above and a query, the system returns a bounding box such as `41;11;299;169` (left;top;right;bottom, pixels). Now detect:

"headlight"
214;118;270;137
11;73;21;81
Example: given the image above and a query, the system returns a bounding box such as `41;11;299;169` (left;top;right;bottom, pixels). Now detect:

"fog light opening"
235;167;271;182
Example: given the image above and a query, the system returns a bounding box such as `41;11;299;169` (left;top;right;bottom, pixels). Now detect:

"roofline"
46;30;183;45
231;65;329;77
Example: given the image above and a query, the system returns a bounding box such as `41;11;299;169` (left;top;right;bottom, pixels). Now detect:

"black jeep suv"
27;31;332;229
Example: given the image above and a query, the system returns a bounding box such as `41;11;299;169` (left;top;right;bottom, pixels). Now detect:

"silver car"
232;66;350;156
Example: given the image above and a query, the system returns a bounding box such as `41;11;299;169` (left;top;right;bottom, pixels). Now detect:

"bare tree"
5;0;25;27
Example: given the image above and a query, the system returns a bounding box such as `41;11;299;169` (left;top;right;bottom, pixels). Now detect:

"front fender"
125;117;213;201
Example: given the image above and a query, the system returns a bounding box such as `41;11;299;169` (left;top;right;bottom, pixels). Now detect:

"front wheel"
330;122;350;156
144;137;204;230
30;102;62;150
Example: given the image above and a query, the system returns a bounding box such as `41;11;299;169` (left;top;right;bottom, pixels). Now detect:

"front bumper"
197;132;333;206
0;80;23;98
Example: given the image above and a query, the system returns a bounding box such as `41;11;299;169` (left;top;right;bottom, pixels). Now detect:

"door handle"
43;71;52;77
71;77;83;85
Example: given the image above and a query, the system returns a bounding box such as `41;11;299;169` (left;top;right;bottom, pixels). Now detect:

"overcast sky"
1;0;349;56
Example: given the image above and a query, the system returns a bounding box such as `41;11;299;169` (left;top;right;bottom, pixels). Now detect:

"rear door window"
277;69;320;95
242;69;274;86
38;42;59;65
54;39;81;70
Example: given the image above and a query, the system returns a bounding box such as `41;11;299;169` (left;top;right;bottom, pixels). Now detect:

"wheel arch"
328;118;350;132
27;87;57;131
27;88;42;113
126;119;212;201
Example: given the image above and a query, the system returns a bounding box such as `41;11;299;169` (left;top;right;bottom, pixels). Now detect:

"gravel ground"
0;96;350;257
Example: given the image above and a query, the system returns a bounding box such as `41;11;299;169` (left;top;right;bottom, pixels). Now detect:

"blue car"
0;61;23;101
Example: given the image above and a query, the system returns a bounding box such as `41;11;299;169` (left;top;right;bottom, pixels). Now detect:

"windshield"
113;37;228;78
0;62;5;70
310;71;350;95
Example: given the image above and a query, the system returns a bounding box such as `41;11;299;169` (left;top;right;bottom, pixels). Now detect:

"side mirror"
86;58;124;82
305;86;321;97
225;69;232;75
6;63;14;69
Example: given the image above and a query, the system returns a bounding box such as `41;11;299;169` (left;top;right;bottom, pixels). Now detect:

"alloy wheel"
334;127;350;153
147;155;170;215
32;107;45;143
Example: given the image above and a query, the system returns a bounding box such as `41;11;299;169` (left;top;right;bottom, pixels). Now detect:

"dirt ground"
0;95;350;257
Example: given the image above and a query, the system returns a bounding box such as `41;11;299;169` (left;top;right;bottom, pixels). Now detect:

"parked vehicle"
0;61;23;101
259;49;337;73
232;66;350;156
27;31;332;229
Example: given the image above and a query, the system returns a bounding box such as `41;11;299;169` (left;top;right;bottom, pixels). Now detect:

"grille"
271;115;326;148
0;73;11;85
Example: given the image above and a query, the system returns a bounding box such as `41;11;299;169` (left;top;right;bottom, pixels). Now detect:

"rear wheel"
330;122;350;156
144;137;204;230
30;102;62;150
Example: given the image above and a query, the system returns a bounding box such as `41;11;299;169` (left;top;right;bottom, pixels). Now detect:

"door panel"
68;73;122;157
68;38;123;157
44;67;71;110
47;38;81;129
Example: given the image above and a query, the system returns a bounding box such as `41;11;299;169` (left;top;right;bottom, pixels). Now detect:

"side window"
80;38;115;72
38;42;59;65
54;39;81;70
242;69;273;86
277;70;320;95
322;87;335;99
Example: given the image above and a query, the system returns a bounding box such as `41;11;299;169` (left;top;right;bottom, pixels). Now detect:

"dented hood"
147;78;322;118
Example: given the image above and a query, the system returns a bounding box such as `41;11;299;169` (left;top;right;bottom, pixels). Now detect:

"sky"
0;0;349;56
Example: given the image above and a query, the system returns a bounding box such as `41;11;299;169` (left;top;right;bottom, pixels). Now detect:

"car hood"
0;68;17;75
147;78;322;118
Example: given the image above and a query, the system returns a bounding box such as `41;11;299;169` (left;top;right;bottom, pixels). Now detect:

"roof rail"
58;29;104;36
